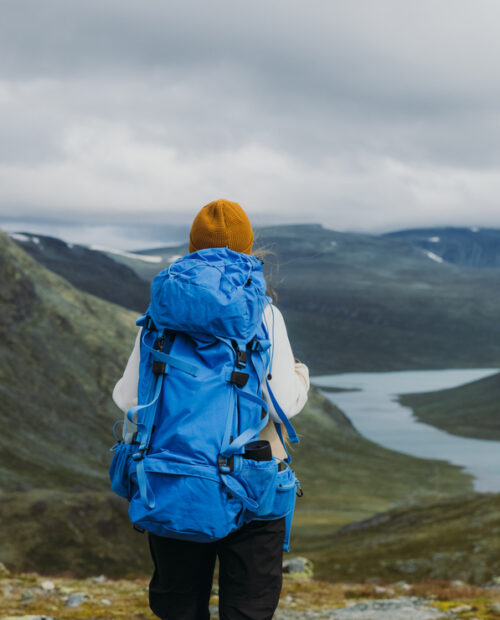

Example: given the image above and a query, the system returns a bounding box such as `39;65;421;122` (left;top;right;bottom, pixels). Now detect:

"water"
312;369;500;492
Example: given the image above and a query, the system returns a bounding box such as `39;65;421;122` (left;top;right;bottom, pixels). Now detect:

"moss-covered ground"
4;571;500;619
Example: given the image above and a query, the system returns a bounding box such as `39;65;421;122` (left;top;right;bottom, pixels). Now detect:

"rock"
91;574;107;583
21;590;35;602
282;556;314;579
321;597;443;620
0;562;10;577
450;604;472;613
101;598;111;605
491;602;500;612
273;599;444;620
450;579;465;587
65;592;90;607
0;617;56;620
394;581;412;592
40;580;55;591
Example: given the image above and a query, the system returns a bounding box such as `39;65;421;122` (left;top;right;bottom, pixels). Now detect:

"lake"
312;369;500;492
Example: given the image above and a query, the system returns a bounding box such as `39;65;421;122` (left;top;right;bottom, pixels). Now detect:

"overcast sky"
1;0;500;245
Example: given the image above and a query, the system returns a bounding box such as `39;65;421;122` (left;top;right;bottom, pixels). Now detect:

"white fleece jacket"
112;303;310;458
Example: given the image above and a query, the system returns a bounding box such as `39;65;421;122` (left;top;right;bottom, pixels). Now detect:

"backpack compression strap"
127;373;164;509
218;386;270;512
129;329;200;510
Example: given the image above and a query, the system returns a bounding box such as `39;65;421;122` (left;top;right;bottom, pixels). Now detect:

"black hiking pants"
147;516;286;620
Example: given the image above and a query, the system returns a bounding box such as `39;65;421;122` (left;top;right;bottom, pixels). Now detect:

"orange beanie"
188;199;253;255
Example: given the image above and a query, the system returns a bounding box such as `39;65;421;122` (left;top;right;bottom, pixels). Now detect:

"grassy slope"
0;390;472;578
0;229;473;579
309;492;500;585
286;389;472;554
399;372;500;440
0;229;138;491
0;230;153;576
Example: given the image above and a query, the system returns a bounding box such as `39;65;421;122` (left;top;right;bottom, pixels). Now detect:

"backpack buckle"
230;371;249;387
236;349;247;368
218;455;234;474
132;448;146;461
152;360;166;375
247;339;260;352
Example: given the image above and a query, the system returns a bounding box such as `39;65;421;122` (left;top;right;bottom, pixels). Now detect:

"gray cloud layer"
1;0;500;232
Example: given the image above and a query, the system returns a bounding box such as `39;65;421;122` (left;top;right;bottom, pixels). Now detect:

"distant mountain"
8;232;150;312
253;225;500;373
94;224;500;373
383;226;500;268
9;224;500;374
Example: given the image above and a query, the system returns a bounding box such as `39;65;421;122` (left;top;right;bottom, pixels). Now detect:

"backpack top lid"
147;247;269;342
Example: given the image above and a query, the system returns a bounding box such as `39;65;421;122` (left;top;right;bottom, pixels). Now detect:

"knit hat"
188;199;253;254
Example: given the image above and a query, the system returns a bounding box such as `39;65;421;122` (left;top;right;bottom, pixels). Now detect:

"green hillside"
399;372;500;440
289;389;472;553
0;229;137;491
0;230;473;578
309;491;500;584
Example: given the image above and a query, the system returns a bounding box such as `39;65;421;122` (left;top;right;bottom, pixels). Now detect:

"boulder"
282;556;314;579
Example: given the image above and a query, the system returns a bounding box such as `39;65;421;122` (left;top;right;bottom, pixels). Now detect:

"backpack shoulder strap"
265;379;300;445
260;307;300;449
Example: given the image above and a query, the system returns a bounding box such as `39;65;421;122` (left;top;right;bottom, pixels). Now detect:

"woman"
113;199;309;620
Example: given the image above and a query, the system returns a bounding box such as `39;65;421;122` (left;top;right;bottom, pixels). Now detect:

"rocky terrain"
308;493;500;585
3;563;500;620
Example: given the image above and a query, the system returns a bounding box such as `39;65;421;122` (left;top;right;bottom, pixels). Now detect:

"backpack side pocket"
236;457;278;517
252;461;298;520
109;441;135;499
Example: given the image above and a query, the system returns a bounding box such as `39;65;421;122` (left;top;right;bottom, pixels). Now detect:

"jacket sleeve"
261;304;310;422
112;328;142;414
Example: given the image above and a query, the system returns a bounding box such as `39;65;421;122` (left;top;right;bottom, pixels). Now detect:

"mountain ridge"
8;224;500;374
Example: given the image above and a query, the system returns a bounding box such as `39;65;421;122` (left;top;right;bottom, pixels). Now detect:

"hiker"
112;199;309;620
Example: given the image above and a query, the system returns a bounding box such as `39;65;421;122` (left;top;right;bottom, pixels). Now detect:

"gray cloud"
1;0;500;235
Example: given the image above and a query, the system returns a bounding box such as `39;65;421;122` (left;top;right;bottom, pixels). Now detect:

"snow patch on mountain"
90;245;162;263
424;250;444;264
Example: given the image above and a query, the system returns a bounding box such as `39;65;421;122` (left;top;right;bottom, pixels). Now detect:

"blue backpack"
109;247;301;550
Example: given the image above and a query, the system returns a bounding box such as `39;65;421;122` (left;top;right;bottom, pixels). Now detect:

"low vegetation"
399;372;500;440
